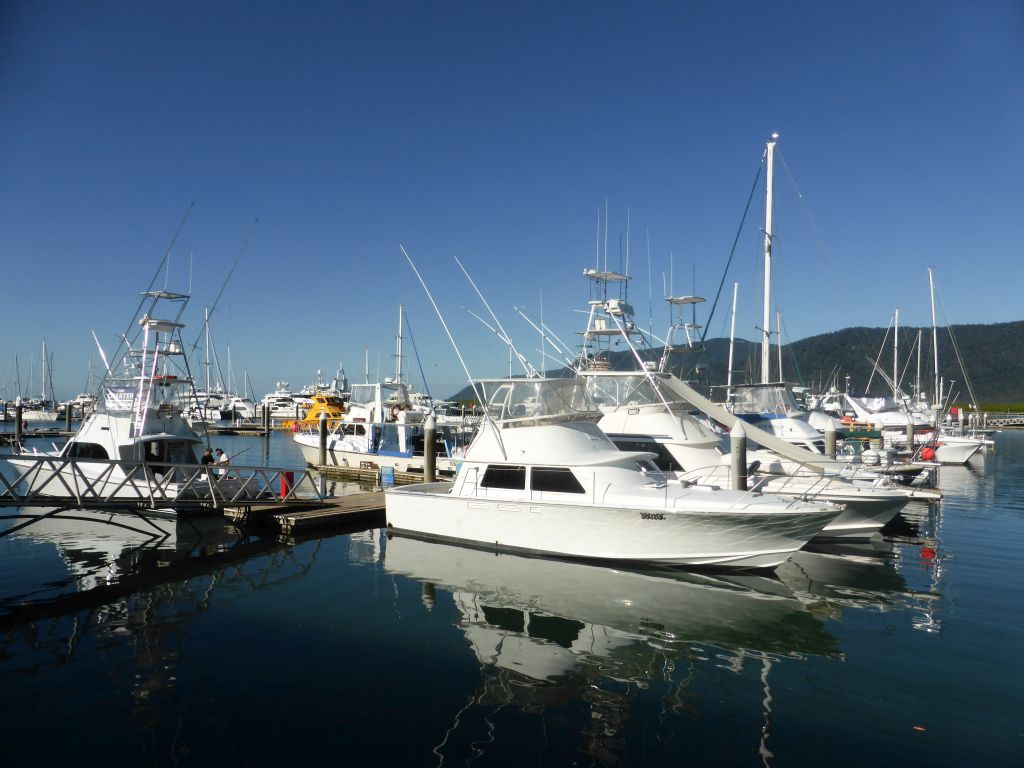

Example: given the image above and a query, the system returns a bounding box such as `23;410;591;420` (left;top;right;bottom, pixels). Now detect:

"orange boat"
282;390;346;431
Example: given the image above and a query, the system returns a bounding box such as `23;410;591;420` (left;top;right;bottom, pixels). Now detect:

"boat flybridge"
7;290;252;507
385;377;842;570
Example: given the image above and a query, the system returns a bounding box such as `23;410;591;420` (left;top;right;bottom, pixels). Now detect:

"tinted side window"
480;465;526;489
68;442;110;460
531;467;585;494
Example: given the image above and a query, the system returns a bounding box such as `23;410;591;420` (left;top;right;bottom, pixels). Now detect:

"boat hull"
934;438;983;465
296;439;459;477
751;479;907;539
385;482;838;570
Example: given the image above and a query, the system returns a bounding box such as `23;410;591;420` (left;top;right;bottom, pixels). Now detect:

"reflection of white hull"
383;535;839;658
386;482;839;569
295;438;459;477
13;509;240;591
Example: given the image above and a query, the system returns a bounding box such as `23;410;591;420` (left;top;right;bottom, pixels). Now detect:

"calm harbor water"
1;429;1022;766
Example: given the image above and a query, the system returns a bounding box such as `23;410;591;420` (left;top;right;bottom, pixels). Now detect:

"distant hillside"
448;320;1024;403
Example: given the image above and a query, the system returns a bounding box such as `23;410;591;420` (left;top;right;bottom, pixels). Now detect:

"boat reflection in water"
382;534;847;763
0;507;299;738
1;506;242;599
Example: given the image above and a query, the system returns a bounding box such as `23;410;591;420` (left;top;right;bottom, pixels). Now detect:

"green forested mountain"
695;321;1024;403
448;320;1024;404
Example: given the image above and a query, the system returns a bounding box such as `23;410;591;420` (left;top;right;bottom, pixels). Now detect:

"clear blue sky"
2;1;1021;400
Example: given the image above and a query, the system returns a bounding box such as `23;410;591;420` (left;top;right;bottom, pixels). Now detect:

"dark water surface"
1;430;1021;766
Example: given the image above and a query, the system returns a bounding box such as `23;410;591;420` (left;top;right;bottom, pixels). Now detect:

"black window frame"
530;466;586;494
480;464;527;490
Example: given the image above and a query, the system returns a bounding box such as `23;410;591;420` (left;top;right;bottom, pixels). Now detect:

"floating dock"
224;491;385;533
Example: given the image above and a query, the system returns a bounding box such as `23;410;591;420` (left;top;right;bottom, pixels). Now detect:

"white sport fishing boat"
581;370;912;540
385;377;842;569
7;290;251;507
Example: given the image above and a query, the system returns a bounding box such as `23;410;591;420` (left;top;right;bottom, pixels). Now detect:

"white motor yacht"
6;291;252;507
581;370;913;540
385;378;841;569
260;382;308;421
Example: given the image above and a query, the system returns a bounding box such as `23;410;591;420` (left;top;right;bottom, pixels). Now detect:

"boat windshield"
730;385;801;415
478;378;599;426
350;383;409;407
847;394;901;414
582;373;667;408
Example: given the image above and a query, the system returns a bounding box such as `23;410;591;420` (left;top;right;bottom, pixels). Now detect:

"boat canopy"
847;394;901;414
729;384;802;416
478;378;599;427
580;372;676;409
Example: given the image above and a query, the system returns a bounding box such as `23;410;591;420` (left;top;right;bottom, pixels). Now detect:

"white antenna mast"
603;198;609;273
727;282;739;401
646;228;653;340
624;207;631;276
539;290;545;377
395;304;404;383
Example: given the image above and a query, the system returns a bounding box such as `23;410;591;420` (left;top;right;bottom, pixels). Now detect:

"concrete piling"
730;420;747;491
825;419;837;459
424;413;437;483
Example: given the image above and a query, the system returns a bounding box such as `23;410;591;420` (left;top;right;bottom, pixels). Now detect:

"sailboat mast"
915;330;922;399
761;132;779;384
929;267;939;407
893;308;899;398
204;307;211;394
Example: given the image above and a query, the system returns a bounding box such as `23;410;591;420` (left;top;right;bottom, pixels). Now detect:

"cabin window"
530;466;585;494
480;464;526;490
66;442;110;460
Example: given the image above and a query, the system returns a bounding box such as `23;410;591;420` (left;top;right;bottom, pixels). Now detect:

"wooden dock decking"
312;463;450;486
224;491;386;533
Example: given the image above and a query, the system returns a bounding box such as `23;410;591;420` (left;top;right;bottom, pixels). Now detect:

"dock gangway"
0;456;323;512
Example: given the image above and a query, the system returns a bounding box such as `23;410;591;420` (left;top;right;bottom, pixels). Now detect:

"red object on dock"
280;471;294;496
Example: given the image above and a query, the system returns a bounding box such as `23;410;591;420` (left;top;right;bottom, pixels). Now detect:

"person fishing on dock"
201;447;214;466
215;448;229;477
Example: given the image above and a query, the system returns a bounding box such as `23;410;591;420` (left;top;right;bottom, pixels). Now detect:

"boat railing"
0;456;323;508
